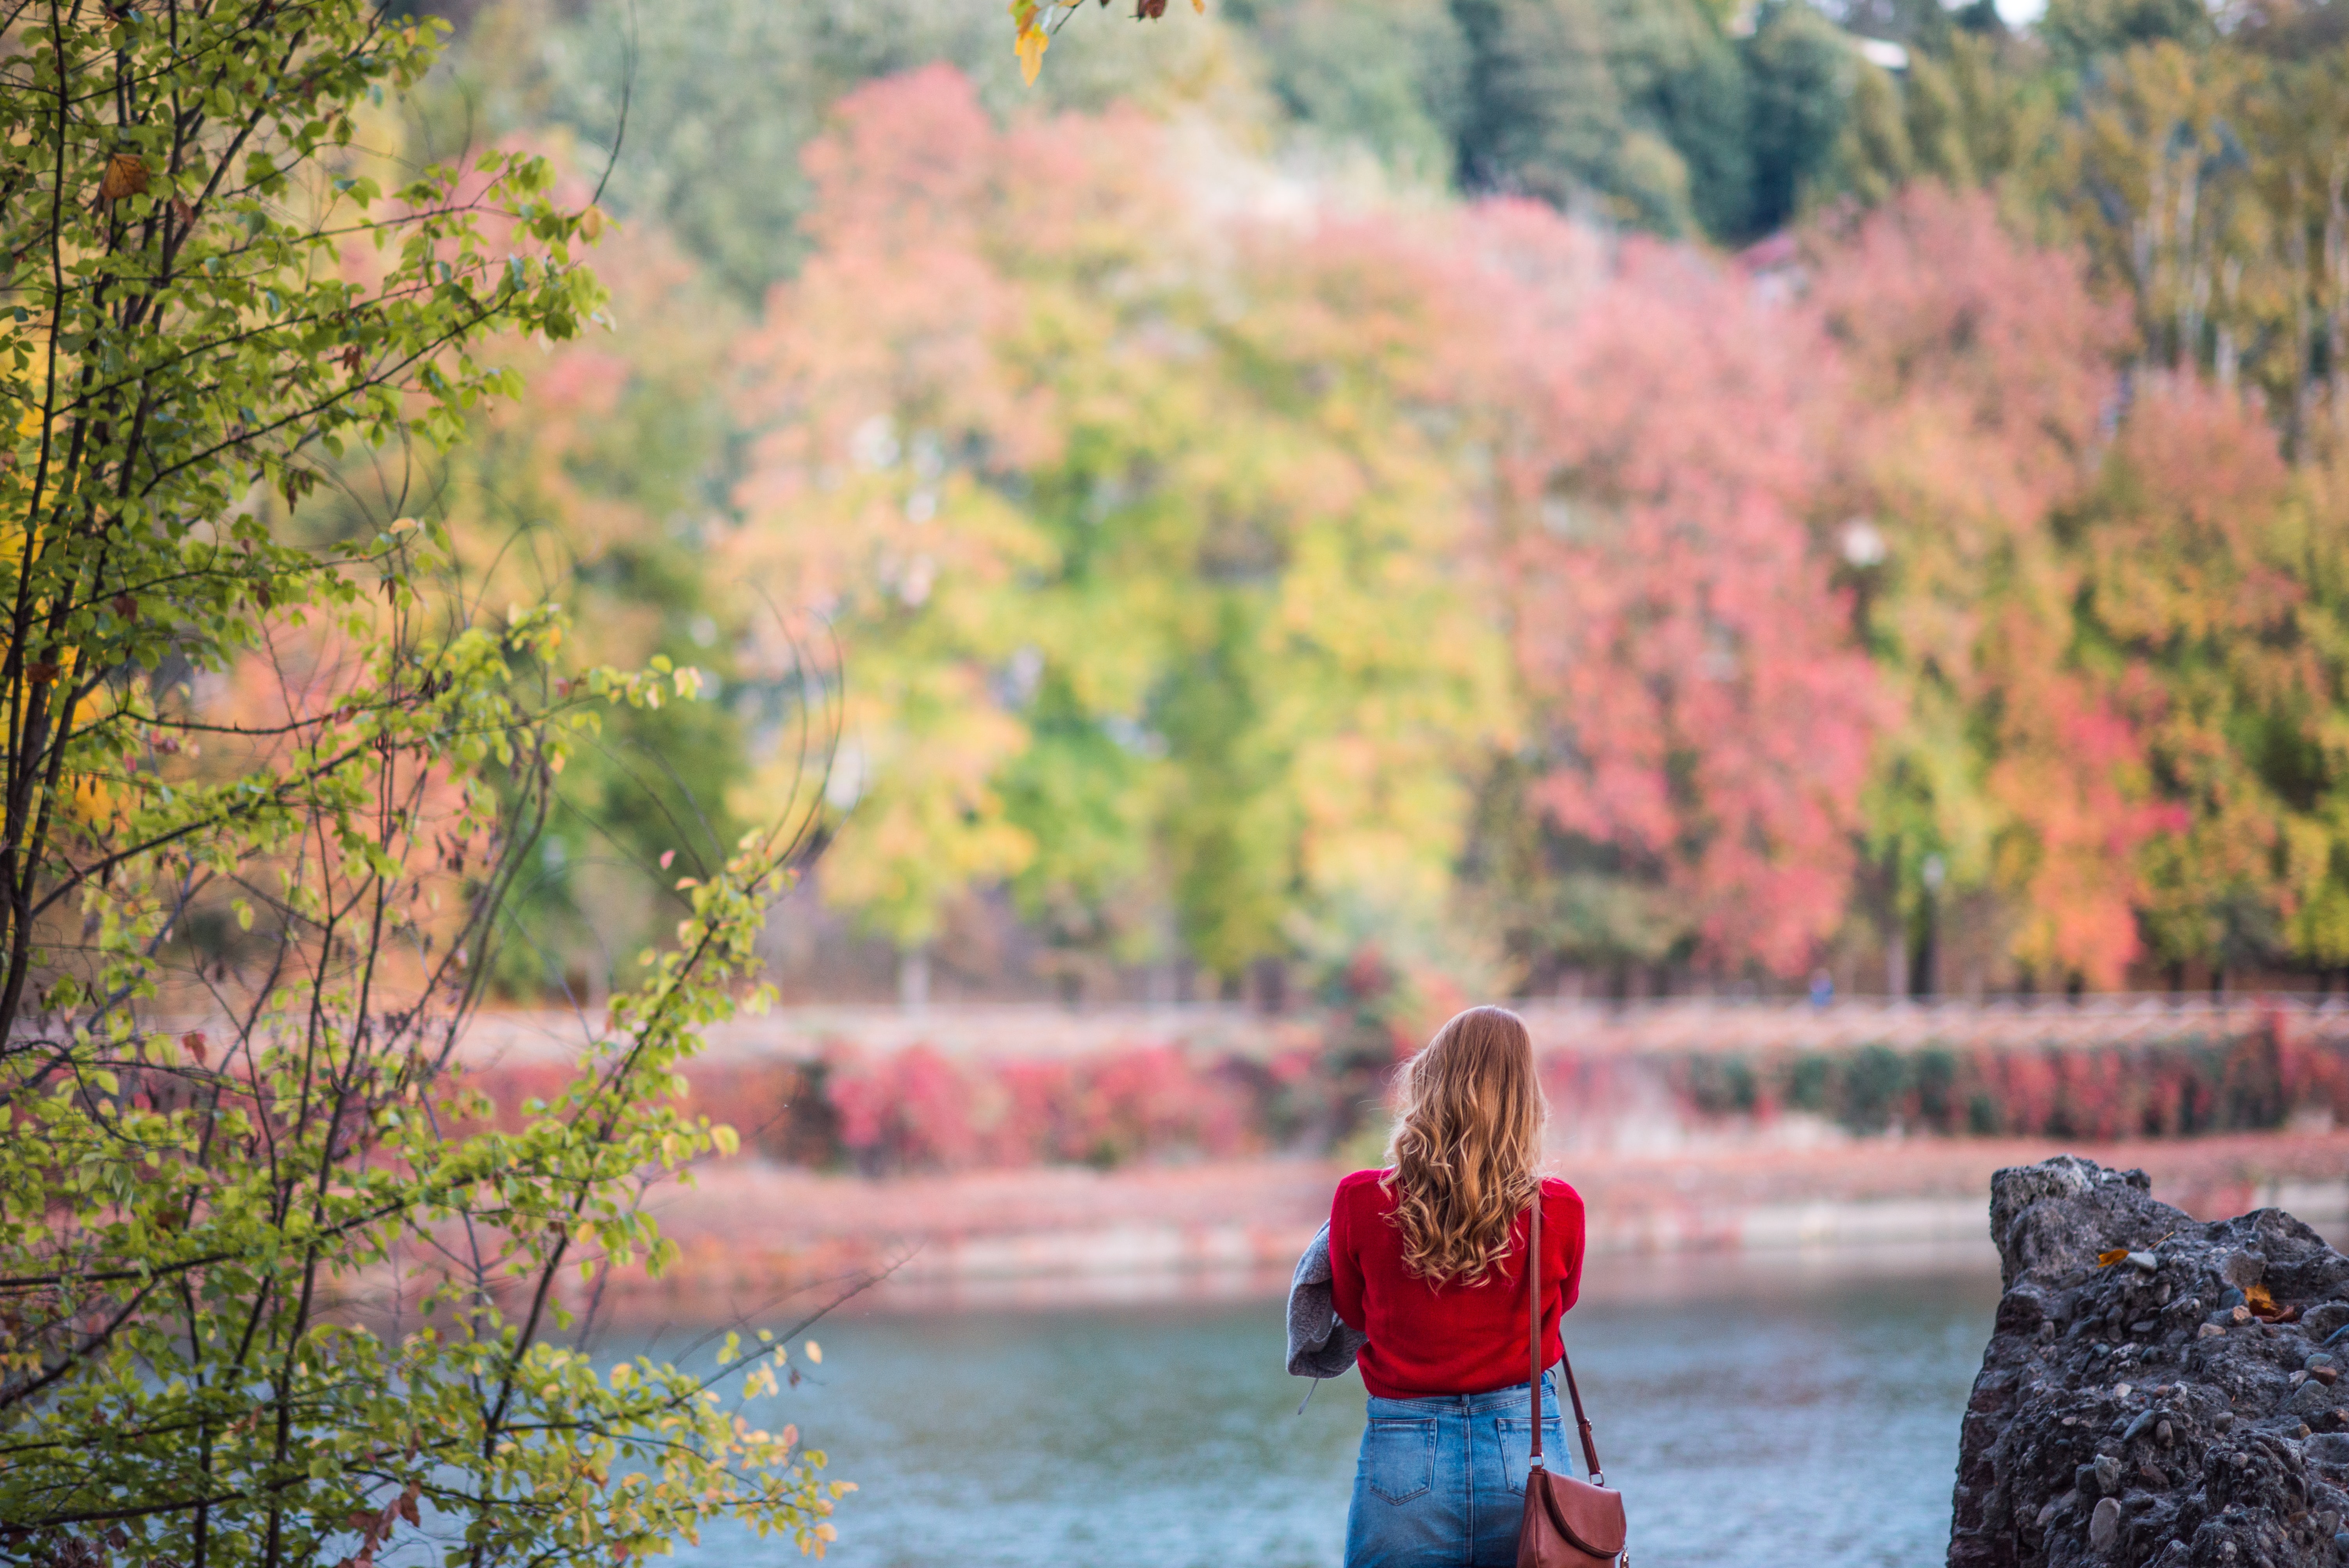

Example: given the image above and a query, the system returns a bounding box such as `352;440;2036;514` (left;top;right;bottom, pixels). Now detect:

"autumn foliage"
376;35;2349;1008
693;64;2349;997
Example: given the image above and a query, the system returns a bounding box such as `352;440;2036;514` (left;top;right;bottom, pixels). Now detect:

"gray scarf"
1285;1219;1367;1381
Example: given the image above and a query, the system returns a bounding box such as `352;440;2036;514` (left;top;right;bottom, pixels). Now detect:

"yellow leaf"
1192;0;1205;11
1011;4;1048;84
2096;1248;2128;1268
804;1340;822;1365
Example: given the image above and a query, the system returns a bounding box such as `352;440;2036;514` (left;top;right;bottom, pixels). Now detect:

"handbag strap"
1526;1185;1606;1485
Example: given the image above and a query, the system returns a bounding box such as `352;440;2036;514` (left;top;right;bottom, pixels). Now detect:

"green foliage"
2039;0;2214;76
1450;0;1629;206
0;4;841;1564
1606;0;1754;237
1662;1026;2320;1140
1741;0;1856;235
413;233;759;999
1226;0;1471;183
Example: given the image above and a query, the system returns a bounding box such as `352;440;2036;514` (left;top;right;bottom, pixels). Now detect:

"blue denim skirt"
1343;1374;1566;1568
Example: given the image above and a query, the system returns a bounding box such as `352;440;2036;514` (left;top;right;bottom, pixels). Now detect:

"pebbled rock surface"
1951;1155;2349;1568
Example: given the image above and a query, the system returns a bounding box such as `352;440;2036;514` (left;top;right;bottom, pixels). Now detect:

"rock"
2088;1496;2122;1551
2302;1303;2349;1341
1948;1154;2349;1568
2129;1252;2160;1273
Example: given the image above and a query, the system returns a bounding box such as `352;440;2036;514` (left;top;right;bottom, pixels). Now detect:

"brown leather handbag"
1515;1194;1629;1568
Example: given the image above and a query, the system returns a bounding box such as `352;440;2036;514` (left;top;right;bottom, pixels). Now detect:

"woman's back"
1328;1169;1584;1399
1319;1005;1605;1568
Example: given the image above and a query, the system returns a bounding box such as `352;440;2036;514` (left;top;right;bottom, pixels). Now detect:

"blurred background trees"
408;0;2349;1007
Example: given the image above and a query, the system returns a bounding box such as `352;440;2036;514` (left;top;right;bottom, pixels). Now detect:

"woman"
1329;1005;1586;1568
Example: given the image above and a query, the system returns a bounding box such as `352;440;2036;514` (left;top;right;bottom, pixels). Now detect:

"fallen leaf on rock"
2247;1283;2297;1323
2098;1248;2130;1268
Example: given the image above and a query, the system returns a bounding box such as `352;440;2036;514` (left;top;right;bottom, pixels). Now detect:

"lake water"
634;1245;2003;1568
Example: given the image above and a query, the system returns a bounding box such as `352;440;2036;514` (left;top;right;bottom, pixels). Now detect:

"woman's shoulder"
1334;1168;1393;1208
1539;1174;1585;1212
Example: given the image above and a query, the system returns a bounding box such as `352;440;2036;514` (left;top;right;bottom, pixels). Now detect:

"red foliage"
816;1038;1260;1172
1811;189;2126;530
1495;233;1884;976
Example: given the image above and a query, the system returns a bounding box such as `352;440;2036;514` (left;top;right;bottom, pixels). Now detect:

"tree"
1488;226;1883;979
1602;0;1755;239
1450;0;1622;201
1811;188;2150;987
2039;0;2215;77
1224;0;1472;186
1742;0;1856;235
2073;378;2349;981
509;0;1244;303
0;5;844;1564
731;68;1516;987
400;225;762;1001
1452;0;1711;233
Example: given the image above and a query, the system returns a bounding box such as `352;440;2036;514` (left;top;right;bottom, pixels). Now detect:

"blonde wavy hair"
1381;1005;1547;1286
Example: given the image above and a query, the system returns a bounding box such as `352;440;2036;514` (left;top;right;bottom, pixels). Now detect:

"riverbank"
575;1129;2349;1315
445;996;2349;1188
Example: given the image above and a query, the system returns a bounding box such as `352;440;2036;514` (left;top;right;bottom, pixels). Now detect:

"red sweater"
1327;1169;1585;1400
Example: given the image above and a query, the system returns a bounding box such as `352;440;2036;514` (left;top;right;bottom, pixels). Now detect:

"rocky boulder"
1951;1154;2349;1568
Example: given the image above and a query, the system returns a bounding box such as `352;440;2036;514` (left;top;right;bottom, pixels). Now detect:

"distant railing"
446;991;2349;1064
1513;992;2349;1055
